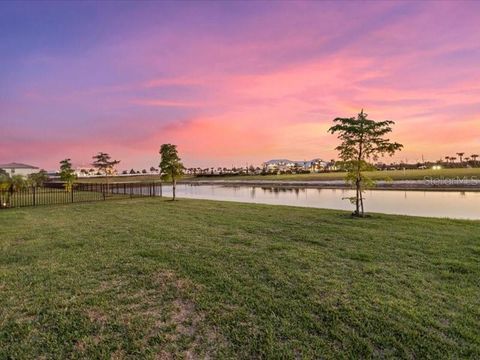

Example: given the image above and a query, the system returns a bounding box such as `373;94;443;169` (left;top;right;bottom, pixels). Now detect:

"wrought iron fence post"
32;186;36;206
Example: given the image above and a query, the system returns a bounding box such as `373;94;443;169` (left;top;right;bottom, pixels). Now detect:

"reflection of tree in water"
260;187;306;199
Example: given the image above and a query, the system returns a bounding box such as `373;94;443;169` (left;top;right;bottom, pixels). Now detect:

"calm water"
159;184;480;219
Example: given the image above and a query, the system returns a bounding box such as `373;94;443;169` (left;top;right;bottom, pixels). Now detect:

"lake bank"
74;167;480;186
181;178;480;191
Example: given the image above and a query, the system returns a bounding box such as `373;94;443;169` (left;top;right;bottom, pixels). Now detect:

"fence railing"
0;182;162;209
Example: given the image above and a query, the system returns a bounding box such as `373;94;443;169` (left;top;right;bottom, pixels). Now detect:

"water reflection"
159;184;480;219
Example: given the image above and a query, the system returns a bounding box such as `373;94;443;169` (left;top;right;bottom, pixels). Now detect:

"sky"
1;0;480;171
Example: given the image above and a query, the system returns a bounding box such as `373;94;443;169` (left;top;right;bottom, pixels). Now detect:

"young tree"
159;144;184;200
0;171;10;207
59;159;76;192
328;110;403;217
0;173;27;206
92;152;120;192
28;169;48;187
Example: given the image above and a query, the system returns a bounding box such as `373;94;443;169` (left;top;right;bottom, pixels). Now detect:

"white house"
0;162;39;177
263;158;329;173
263;159;296;172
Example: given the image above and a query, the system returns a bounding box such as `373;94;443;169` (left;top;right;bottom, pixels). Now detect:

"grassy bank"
1;198;479;358
189;167;480;182
73;168;480;185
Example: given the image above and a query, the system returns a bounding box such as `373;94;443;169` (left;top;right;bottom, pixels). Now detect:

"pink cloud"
3;1;480;170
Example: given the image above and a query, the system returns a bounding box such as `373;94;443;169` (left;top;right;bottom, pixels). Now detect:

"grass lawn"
190;167;480;182
1;198;479;358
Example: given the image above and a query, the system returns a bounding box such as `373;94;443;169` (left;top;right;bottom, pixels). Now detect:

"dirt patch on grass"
84;270;226;358
147;271;225;358
86;309;108;325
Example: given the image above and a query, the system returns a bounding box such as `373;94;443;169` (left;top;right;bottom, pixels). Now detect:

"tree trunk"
355;116;364;217
172;177;176;200
360;184;364;216
355;178;360;216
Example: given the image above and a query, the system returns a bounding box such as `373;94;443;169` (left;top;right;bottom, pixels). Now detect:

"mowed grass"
1;198;479;358
190;167;480;182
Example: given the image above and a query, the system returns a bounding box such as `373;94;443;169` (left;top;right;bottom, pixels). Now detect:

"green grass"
190;167;480;182
1;198;479;358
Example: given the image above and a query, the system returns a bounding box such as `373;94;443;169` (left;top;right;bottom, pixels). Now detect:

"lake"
158;184;480;220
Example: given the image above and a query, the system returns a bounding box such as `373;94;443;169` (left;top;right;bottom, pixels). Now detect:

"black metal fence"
0;182;162;209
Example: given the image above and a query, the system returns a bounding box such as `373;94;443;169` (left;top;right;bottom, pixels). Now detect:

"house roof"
0;162;39;169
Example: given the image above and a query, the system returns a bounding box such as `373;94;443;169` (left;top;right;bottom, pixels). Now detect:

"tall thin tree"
328;110;403;217
92;152;120;194
59;159;76;192
159;144;184;200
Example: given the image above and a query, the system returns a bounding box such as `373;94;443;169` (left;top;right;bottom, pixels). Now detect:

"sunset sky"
2;0;480;170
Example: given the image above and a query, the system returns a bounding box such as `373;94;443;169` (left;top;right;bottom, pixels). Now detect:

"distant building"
263;158;329;173
0;162;39;177
74;166;96;177
263;159;296;172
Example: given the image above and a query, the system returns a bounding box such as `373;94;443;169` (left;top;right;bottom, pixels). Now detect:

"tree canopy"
92;152;120;176
28;170;48;187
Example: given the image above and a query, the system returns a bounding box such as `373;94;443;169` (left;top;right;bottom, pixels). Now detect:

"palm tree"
471;154;479;167
456;152;465;165
445;156;450;164
450;157;457;163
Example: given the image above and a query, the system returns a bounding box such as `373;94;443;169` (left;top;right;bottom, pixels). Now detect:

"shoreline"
180;179;480;191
